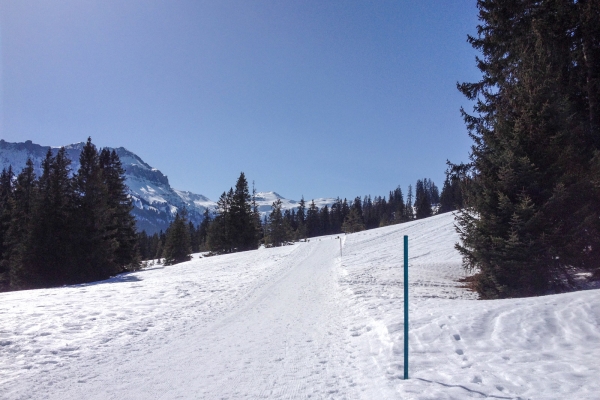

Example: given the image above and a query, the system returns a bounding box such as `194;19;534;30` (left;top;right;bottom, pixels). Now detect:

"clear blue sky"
0;0;480;202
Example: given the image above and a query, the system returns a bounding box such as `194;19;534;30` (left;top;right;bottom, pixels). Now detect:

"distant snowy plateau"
1;213;599;399
0;140;335;233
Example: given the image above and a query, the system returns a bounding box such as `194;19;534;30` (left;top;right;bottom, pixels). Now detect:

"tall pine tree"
456;0;600;298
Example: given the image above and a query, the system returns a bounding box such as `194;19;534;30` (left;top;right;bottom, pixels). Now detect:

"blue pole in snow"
404;235;409;380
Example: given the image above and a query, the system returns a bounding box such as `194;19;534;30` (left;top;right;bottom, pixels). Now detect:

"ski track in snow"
1;212;600;399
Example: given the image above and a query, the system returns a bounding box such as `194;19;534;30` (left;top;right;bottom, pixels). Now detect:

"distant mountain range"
0;140;335;234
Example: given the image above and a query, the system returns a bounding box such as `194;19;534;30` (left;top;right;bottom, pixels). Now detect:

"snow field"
1;212;599;399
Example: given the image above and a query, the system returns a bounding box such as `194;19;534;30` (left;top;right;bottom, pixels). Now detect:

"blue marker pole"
404;235;409;380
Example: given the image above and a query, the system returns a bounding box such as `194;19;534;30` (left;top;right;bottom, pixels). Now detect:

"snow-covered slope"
1;212;598;399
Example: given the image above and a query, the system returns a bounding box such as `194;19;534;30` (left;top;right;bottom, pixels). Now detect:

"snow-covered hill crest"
252;191;336;215
1;213;599;399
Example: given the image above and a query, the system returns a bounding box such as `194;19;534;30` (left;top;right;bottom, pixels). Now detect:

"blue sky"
0;0;480;201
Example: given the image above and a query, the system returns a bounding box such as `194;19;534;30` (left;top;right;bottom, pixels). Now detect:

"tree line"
453;0;600;298
0;138;139;292
138;173;461;262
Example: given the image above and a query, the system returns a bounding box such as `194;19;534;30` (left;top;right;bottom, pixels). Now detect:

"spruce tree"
29;148;75;285
99;148;140;272
0;167;13;289
230;173;258;251
455;0;600;298
306;200;320;237
341;208;365;233
414;179;433;219
6;160;37;288
296;196;307;239
319;205;331;235
198;208;211;250
163;211;192;265
73;138;116;282
405;185;414;220
207;190;233;253
265;199;289;246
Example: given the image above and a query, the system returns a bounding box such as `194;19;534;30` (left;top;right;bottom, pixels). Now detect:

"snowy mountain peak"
0;140;339;233
0;140;210;234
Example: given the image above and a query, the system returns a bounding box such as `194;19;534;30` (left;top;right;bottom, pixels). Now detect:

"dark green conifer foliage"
341;199;350;223
207;189;233;253
230;173;258;251
29;148;75;285
306;200;320;237
265;199;290;246
341;208;365;233
405;185;414;220
439;173;464;213
99;149;140;272
296;196;307;239
163;211;192;265
414;179;433;219
455;0;600;298
319;205;331;235
390;186;405;223
251;182;264;242
73;138;117;282
0;167;14;290
330;198;343;234
188;221;199;253
198;208;211;249
6;160;37;288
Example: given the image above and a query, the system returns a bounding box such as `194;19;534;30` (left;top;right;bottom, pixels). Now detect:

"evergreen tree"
230;173;258;251
390;186;405;223
439;172;464;213
455;0;600;298
73;138;117;282
207;189;233;253
0;167;13;289
198;208;211;250
319;205;331;235
251;181;263;244
99;149;140;272
296;196;307;239
163;211;192;265
6;160;37;288
137;231;150;261
414;179;433;219
265;199;290;246
405;185;414;220
341;208;365;233
341;198;350;224
306;200;320;237
188;221;200;253
29;148;75;285
330;198;343;234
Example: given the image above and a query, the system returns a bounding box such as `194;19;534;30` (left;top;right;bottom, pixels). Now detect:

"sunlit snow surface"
1;213;599;399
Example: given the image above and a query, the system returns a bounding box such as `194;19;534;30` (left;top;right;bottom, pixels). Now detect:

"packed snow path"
2;213;600;399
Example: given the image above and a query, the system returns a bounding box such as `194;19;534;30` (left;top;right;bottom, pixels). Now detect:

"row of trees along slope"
0;138;139;291
138;174;458;261
454;0;600;298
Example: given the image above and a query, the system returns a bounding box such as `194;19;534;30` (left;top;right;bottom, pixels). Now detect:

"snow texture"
1;212;599;399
